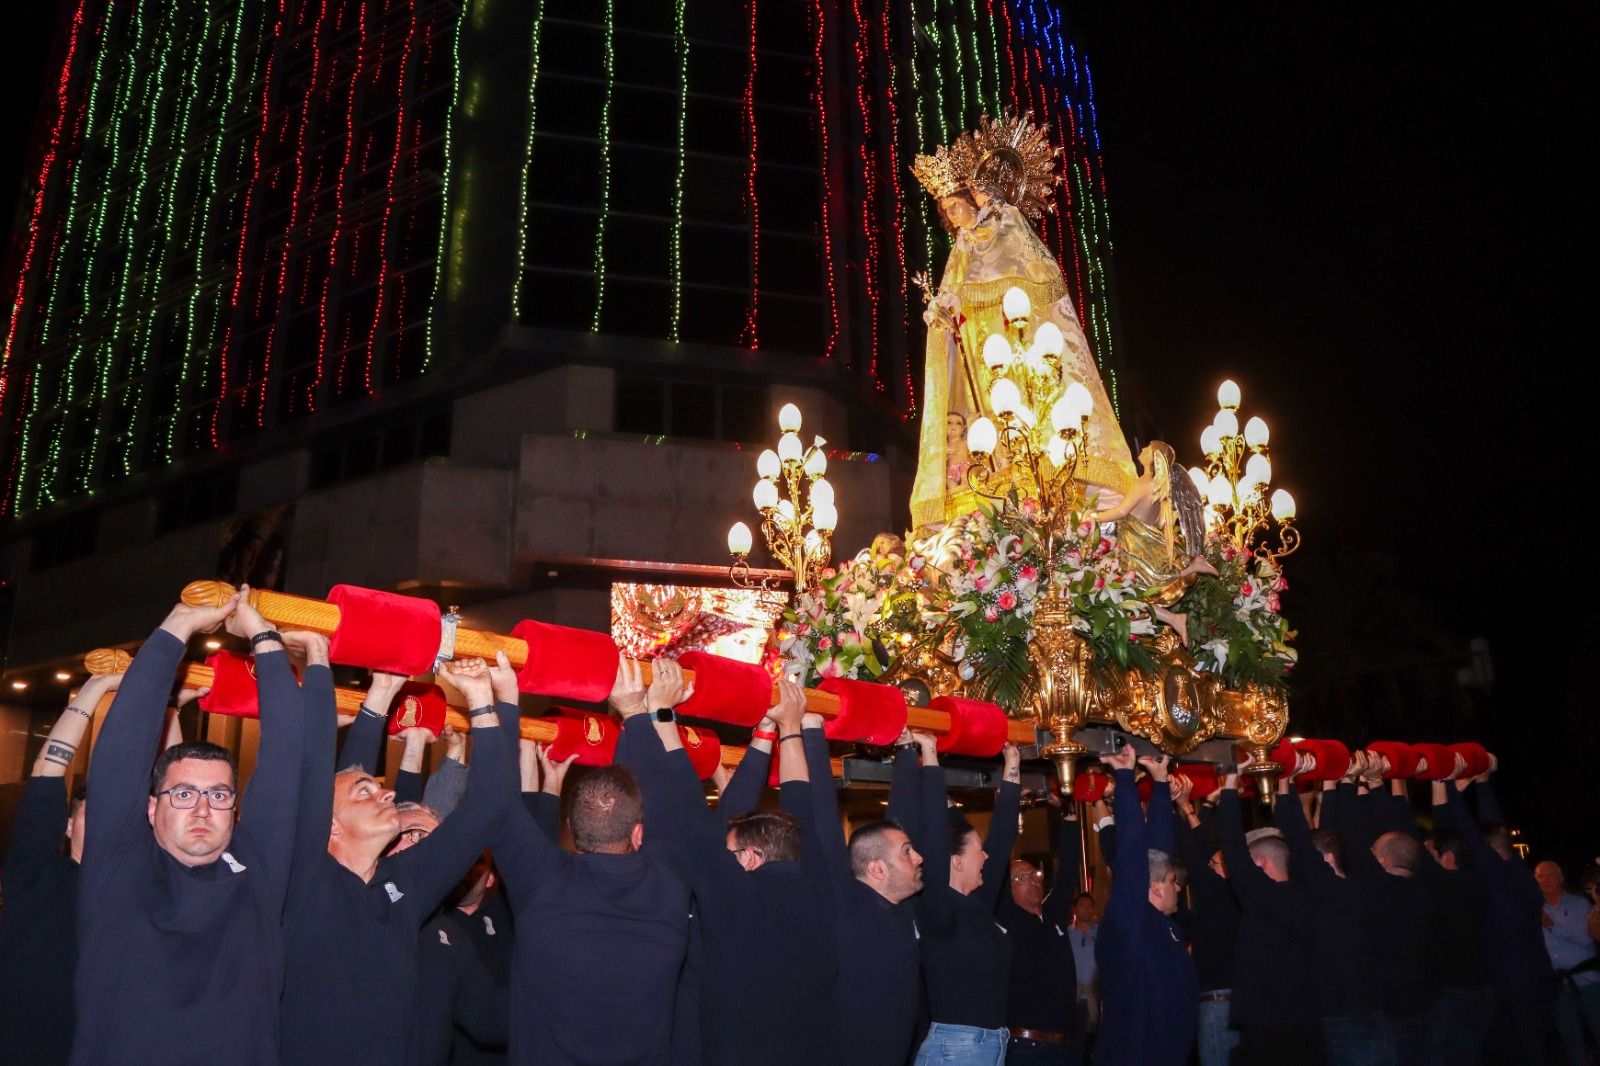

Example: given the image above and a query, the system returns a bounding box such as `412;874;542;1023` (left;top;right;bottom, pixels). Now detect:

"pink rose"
817;657;843;679
796;622;810;636
974;575;990;592
984;607;1000;622
1096;538;1112;557
1020;565;1038;581
1122;571;1137;585
1020;497;1040;517
1240;582;1253;597
1223;546;1237;561
997;591;1018;611
821;567;837;580
818;636;833;650
1267;594;1281;613
1077;521;1093;537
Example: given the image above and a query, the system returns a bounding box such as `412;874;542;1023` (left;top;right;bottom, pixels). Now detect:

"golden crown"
911;146;966;200
913;111;1062;221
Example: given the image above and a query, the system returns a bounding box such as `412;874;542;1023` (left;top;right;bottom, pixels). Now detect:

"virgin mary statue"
908;113;1135;533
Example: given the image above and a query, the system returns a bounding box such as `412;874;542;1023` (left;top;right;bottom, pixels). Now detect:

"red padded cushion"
1411;742;1456;781
327;584;441;675
511;620;619;702
819;678;907;746
384;683;449;736
678;725;722;779
546;712;620;766
929;696;1008;757
1368;741;1421;780
1450;742;1491;778
675;651;773;728
198;651;269;718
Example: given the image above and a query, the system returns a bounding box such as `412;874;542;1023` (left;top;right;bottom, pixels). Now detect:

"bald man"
1537;860;1600;1066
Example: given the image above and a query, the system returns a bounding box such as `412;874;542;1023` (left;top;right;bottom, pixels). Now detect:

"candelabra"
955;286;1095;544
1191;379;1300;564
727;404;837;593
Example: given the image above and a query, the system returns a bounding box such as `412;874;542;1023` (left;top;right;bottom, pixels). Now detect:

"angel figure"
1090;441;1217;644
909;112;1135;534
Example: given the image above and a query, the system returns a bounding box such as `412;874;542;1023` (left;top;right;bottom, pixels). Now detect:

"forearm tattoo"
43;740;78;768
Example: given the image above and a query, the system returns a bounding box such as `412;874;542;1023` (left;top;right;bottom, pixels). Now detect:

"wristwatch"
653;707;676;724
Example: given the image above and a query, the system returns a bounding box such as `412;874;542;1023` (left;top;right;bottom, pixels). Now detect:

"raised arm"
82;594;239;896
394;727;434;805
973;743;1023;912
1216;780;1278;909
422;726;469;818
911;732;959;928
800;715;852;889
717;713;775;824
1139;754;1175;856
1105;747;1148;915
336;670;407;772
286;633;340;898
1041;797;1084;925
389;656;518;914
242;624;315;909
887;726;924;839
33;672;122;778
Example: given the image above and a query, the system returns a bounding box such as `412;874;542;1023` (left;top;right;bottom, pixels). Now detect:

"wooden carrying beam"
178;581;1037;745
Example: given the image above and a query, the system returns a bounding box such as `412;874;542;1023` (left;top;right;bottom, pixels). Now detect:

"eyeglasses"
157;786;237;810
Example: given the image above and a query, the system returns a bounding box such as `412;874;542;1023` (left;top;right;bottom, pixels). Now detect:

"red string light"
315;0;367;416
0;0;91;408
878;0;913;412
811;0;841;358
849;0;880;385
741;0;760;349
362;0;420;395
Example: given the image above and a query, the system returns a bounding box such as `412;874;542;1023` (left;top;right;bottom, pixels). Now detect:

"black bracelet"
357;704;386;719
779;733;804;744
250;630;284;648
468;706;496;719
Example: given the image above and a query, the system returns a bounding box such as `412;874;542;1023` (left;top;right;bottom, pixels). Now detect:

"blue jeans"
1196;996;1239;1066
914;1022;1010;1065
1424;987;1493;1065
1555;979;1600;1065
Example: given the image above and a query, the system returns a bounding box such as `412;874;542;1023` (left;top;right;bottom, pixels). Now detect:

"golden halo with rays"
958;110;1062;222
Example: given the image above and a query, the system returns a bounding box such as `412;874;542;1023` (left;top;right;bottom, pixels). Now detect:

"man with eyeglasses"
278;653;515;1066
70;588;302;1066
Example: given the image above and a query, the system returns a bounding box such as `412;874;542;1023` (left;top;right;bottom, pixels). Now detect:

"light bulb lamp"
730;407;837;592
1198;386;1300;564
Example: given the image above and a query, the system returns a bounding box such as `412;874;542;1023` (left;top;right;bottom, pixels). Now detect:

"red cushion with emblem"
677;725;722;779
384;683;449;736
546;712;620;766
198;651;266;718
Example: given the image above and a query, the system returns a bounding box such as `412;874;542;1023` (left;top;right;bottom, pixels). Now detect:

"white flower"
1201;639;1231;671
843;591;884;635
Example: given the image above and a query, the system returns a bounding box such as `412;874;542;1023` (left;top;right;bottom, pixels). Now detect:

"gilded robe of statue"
910;202;1135;532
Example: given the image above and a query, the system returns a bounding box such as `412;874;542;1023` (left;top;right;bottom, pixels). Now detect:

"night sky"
1;4;1594;861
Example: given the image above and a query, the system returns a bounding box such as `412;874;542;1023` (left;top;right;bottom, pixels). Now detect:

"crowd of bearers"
3;591;1599;1065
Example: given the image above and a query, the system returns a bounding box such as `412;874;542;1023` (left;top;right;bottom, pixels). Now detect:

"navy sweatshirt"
659;737;837;1066
1445;784;1555;1006
72;629;302;1066
997;809;1082;1036
912;766;1021;1030
1172;807;1240;994
1278;785;1369;1018
803;729;923;1066
491;713;691;1065
414;890;515;1066
1216;789;1320;1029
1342;788;1432;1019
0;775;79;1065
278;677;514;1066
1093;769;1196;1066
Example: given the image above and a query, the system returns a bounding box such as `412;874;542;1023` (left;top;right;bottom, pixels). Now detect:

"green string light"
424;0;467;371
590;0;614;332
667;0;688;341
511;0;545;321
18;0;117;509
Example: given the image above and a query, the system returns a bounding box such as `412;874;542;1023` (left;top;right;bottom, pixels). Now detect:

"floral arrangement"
778;541;922;685
1179;541;1297;690
916;493;1156;713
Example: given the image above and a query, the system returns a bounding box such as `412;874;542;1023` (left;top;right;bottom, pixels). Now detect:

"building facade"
0;0;1121;794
